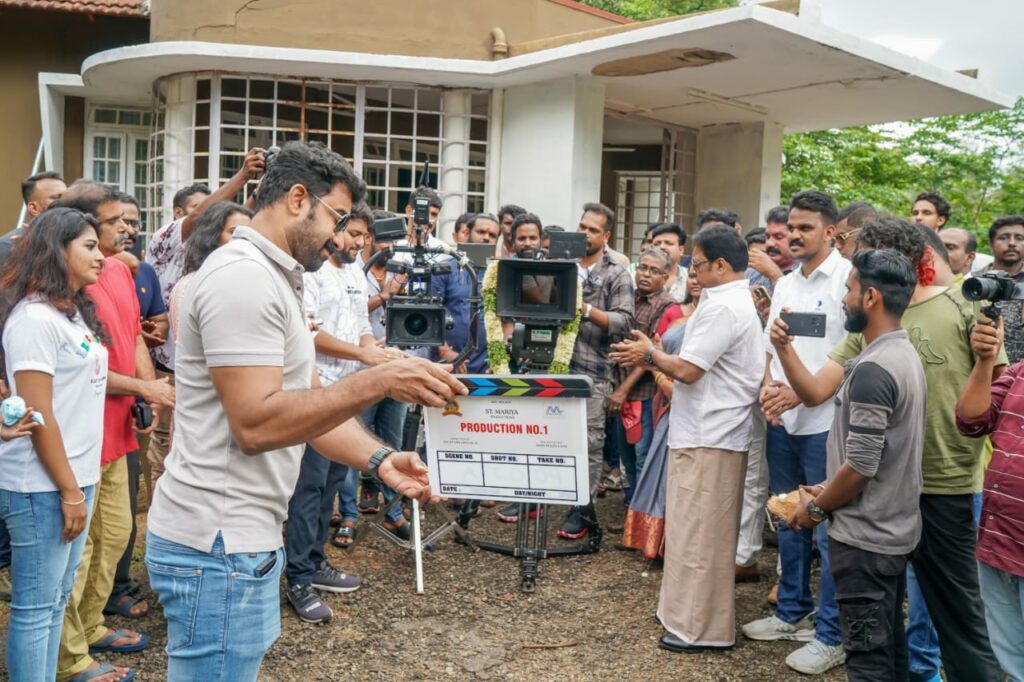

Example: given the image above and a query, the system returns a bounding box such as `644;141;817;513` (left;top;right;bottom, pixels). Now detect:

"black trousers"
829;539;909;681
912;493;1002;682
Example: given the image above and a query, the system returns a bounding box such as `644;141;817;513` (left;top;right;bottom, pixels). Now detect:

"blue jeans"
977;561;1024;680
0;520;11;568
907;491;983;681
766;425;841;646
358;400;407;524
285;445;349;586
1;486;95;682
146;531;284;681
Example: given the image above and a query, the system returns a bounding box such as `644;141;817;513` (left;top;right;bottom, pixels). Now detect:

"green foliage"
578;0;738;21
782;98;1024;247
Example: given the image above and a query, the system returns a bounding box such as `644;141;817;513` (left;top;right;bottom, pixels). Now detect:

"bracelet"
61;492;86;506
653;371;669;387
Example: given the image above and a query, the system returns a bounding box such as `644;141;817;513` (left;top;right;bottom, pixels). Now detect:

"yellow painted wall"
151;0;619;60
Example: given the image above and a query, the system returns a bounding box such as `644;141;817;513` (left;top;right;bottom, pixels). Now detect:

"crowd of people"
0;140;1021;682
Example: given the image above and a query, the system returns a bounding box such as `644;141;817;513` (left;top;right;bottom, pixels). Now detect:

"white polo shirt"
668;278;764;452
765;248;852;435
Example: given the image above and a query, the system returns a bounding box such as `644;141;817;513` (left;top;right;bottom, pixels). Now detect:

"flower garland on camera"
481;261;582;375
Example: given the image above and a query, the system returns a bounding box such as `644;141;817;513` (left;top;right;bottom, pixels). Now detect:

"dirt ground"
0;493;847;681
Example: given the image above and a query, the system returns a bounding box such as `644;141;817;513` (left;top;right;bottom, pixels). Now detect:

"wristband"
366;446;396;483
61;492;86;506
644;347;657;366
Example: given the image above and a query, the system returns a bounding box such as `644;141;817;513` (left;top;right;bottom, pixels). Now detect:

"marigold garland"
481;261;582;374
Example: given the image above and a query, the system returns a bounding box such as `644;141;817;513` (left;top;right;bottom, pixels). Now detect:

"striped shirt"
956;360;1024;577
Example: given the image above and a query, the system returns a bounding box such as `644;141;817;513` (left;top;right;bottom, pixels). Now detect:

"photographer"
979;216;1024;362
144;142;465;681
956;315;1024;679
558;202;634;540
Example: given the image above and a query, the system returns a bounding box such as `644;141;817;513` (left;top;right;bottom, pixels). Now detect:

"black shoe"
286;583;333;624
557;506;588;539
497;503;543;523
658;632;731;654
358;480;380;514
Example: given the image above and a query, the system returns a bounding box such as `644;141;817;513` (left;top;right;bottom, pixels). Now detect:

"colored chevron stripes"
456;375;592;398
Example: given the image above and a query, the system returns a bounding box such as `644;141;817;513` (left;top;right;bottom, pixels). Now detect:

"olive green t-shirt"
828;285;1007;495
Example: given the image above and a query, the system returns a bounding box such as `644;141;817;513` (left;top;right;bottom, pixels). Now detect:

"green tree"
782;98;1024;246
578;0;738;21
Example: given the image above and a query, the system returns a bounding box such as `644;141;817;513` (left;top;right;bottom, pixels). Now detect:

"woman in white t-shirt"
0;207;109;682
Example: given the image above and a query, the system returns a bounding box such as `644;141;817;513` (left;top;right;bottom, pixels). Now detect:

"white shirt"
971;252;994;274
668;278;764;452
304;260;372;386
765;249;852;435
0;297;107;492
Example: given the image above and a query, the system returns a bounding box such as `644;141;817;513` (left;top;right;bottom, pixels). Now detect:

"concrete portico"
26;0;1014;243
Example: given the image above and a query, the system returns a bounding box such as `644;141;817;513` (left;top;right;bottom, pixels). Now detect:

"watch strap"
367;446;396;483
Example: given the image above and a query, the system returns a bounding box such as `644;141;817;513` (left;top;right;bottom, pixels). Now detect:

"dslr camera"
962;271;1024;318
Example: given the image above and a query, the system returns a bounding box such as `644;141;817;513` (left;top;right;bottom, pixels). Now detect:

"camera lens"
404;313;429;337
963;277;1000;302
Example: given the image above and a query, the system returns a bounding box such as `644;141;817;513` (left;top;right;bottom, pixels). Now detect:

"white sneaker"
742;614;816;642
786;639;846;675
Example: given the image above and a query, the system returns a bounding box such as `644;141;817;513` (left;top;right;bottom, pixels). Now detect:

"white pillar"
438;90;472;243
497;77;605;229
694;121;783;230
160;74;198;220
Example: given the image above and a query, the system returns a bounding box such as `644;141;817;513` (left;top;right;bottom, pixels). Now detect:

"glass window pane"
331;85;357;108
194;128;210;153
306;82;330;104
135;138;149;161
365;87;389;108
247;128;275;150
416;113;440;138
220;127;245;153
391;111;414;137
108;137;121;158
250;100;274;125
330;133;354;159
363;137;387;161
279;129;301;143
95;109;116;124
197;78;211;100
364;110;387;135
249;79;274;100
93;161;105;182
277;81;302;103
417;89;442;112
143;113;153;127
307;132;328;146
306;106;329;132
331;110;355;134
221;99;246;124
94;137;106;158
277;104;302;130
389;89;414;110
120;111;141;126
108;161;120;184
220;154;243;179
195;102;210;127
469;143;487;167
470;117;488;142
194;155;208;180
222;78;246;98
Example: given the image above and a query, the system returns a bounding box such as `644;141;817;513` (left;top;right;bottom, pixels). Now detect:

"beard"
844;304;869;333
331;246;356;265
288;209;331;272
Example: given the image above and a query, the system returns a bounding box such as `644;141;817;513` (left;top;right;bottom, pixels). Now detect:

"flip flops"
103;594;148;619
88;628;150;654
63;661;136;682
331;524;357;549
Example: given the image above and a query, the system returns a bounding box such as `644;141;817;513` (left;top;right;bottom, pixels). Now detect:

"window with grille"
148;74;489;237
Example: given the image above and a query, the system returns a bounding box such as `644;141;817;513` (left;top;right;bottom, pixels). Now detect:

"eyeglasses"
310;193;351;233
689;258;710;271
124;219;141;229
835;228;860;244
635;264;666;276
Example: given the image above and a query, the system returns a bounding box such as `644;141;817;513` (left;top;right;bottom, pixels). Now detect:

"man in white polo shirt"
743;191;851;676
145;142;465;681
611;224;764;654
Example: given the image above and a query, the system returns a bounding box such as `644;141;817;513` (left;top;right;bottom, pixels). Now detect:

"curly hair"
856;215;933;286
0;208;107;376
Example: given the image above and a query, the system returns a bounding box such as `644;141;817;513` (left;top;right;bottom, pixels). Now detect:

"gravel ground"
0;493;847;681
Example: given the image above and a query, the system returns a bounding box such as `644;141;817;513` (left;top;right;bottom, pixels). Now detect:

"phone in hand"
751;285;771;305
131;400;153;430
781;311;827;338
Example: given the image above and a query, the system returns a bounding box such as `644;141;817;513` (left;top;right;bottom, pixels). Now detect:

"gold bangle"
61;493;86;506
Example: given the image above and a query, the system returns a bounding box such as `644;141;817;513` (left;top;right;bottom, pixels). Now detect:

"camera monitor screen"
495;259;578;322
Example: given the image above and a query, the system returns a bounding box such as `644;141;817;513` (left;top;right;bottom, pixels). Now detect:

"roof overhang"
67;4;1011;133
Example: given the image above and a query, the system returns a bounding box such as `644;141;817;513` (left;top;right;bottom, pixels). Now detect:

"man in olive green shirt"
762;217;1003;682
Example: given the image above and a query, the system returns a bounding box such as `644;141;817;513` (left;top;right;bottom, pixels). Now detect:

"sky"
801;0;1024;98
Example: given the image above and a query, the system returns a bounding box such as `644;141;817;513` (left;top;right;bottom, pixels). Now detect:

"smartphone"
255;551;278;578
751;285;771;305
781;311;827;338
131;400;153;430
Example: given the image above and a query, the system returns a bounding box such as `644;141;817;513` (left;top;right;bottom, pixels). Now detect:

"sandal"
63;661;136;682
88;628;149;654
329;513;342;528
331;523;357;549
103;593;148;619
383;520;411;542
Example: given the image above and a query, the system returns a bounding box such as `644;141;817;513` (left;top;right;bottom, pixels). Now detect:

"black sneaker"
359;480;381;514
286;583;332;624
311;562;361;594
497;504;543;523
557;506;588;539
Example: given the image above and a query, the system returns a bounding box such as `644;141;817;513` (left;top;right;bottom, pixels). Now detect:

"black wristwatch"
644;347;657;366
366;446;396;483
806;499;831;523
